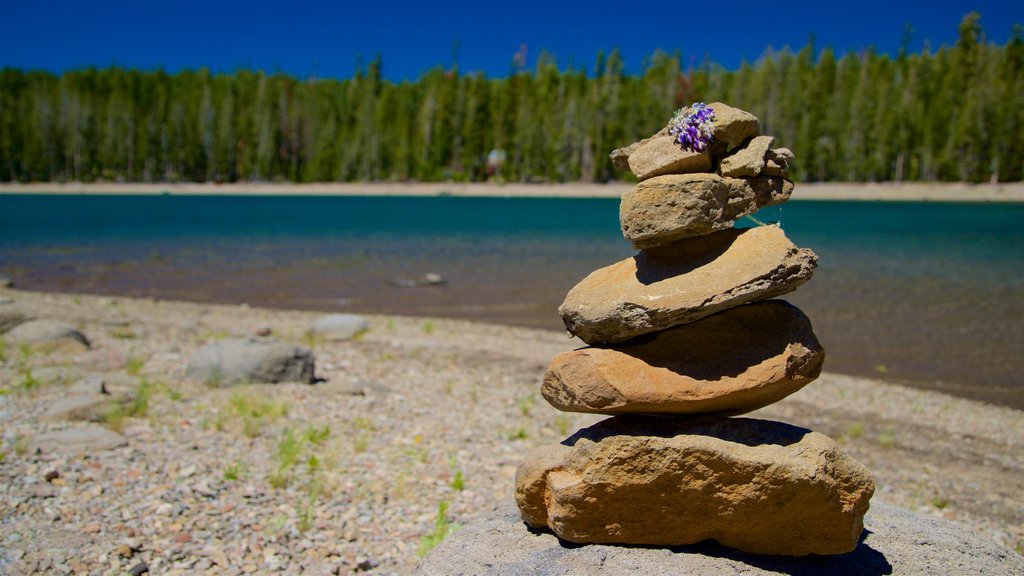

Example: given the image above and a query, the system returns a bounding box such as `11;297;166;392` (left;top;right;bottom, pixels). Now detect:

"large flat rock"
620;173;792;248
514;416;874;555
625;135;712;181
186;337;315;386
416;502;1024;575
560;226;817;345
543;301;823;415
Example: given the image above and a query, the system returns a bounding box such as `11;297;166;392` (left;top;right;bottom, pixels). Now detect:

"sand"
1;181;1022;201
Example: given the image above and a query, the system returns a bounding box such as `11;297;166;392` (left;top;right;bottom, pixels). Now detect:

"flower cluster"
668;102;716;152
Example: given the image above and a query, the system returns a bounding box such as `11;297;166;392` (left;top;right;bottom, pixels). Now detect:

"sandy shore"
1;180;1022;202
1;288;1021;574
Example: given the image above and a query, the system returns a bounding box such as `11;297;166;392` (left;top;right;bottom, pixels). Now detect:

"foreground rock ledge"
514;416;874;555
415;502;1024;576
543;300;823;415
559;225;817;345
620;173;792;248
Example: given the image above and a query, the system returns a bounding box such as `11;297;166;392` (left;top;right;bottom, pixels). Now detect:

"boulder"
416;502;1024;576
0;309;27;333
620;173;792;248
625;136;711;182
707;102;760;149
27;425;127;455
560;226;817;344
4;319;90;350
186;338;315;386
719;135;775;177
309;314;369;341
543;301;823;415
515;416;874;555
43;394;123;422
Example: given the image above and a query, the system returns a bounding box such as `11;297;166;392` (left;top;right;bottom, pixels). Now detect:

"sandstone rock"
620;173;792;248
186;338;315;386
609;127;668;172
719;135;774;177
560;226;817;344
707;101;759;148
417;502;1024;576
0;309;27;333
4;319;90;349
626;136;711;181
543;300;823;415
27;425;127;455
515;415;874;555
764;147;793;177
309;314;369;341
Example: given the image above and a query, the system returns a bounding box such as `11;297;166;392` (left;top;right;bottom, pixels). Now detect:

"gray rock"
186;338;315;386
625;136;711;182
415;502;1024;576
43;394;123;422
310;314;369;341
27;425;127;455
560;226;817;345
620;173;792;248
29;366;83;387
0;309;27;334
0;276;12;288
4;319;90;349
719;135;775;177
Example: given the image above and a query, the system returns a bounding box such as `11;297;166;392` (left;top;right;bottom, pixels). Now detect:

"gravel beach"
1;288;1021;574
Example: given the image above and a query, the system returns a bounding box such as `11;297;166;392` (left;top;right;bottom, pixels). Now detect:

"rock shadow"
561;415;813;449
580;300;818;381
633;228;740;285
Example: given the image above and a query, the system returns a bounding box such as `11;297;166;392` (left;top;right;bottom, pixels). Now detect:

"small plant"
417;501;460;557
0;338;7;362
227;389;288;438
668;102;716;152
223;462;243;481
301;331;323;350
519;394;535;417
845;422;865;439
353;433;370;453
110;327;137;340
125;356;145;376
297;476;322;532
304;425;331;446
931;497;950;510
0;451;6;463
269;427;304;489
450;469;465;491
507;427;527;441
19;368;39;390
878;430;896;449
386;319;395;331
422;320;435;335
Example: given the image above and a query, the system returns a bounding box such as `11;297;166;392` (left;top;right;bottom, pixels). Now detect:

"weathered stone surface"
626;136;712;181
27;425;127;455
514;416;874;555
764;147;793;177
43;394;124;422
707;101;759;148
0;309;27;333
186;338;315;386
416;502;1024;576
4;319;90;349
560;225;817;344
620;173;793;248
309;314;369;341
720;135;774;177
543;301;823;415
609;127;667;172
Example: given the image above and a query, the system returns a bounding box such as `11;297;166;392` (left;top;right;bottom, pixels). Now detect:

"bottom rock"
515;415;874;556
415;503;1024;576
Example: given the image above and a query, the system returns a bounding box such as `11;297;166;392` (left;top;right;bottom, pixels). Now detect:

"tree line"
1;13;1020;184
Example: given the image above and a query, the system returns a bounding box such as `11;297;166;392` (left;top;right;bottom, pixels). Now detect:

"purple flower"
668;102;716;153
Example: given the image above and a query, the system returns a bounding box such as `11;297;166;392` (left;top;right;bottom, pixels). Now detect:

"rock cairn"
514;102;875;556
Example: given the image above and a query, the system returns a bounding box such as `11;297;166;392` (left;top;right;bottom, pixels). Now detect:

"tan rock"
543;300;823;415
620;173;793;248
707;101;759;148
559;225;817;345
514;415;875;555
763;147;794;177
719;135;774;177
626;136;712;181
609;127;667;172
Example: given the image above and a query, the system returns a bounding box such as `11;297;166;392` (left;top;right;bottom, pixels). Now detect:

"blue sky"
0;1;1021;80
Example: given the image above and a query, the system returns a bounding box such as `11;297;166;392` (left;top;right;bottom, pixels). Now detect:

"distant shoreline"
1;181;1022;202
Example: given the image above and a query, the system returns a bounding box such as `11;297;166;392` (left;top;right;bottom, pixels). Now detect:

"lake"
1;194;1022;408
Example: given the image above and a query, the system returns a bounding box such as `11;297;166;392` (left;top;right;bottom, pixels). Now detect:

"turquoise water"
1;194;1022;408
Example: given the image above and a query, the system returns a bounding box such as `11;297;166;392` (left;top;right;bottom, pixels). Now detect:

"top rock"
706;101;760;149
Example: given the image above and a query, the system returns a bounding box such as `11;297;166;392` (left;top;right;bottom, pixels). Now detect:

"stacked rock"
515;102;875;556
